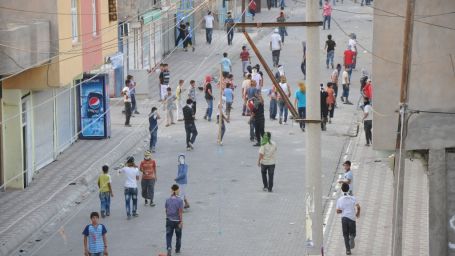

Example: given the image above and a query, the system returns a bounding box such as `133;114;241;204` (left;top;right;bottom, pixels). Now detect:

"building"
0;0;119;190
372;0;455;255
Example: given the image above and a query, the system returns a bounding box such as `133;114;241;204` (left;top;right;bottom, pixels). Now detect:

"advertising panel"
78;75;107;139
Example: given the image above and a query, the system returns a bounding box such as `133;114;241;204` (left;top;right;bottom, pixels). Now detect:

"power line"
0;5;113;15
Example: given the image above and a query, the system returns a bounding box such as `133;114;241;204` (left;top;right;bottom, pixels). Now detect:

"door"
21;97;33;187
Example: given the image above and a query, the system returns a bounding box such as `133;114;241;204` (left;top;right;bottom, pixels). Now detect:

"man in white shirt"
119;156;140;219
336;183;361;255
204;11;214;44
270;29;282;67
122;81;132;127
341;67;352;104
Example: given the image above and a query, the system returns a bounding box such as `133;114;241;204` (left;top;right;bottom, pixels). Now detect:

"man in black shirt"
183;99;198;151
325;34;336;69
159;64;170;101
252;94;265;146
320;84;329;131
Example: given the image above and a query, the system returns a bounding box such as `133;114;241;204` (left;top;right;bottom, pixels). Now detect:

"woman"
277;76;291;124
257;132;277;192
326;83;335;123
175;154;190;208
362;97;373;146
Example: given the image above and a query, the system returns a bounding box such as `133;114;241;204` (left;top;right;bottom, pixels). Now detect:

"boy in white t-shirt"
119;156;140;219
336;183;361;255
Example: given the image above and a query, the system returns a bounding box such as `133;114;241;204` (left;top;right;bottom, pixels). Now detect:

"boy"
97;165;113;218
216;104;230;145
336;183;361;255
83;212;108;256
188;80;197;115
164;87;177;127
176;80;185;121
149;107;160;152
240;45;251;75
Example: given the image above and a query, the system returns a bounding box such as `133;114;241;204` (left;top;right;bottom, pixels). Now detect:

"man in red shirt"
240;45;251;76
140;150;157;207
362;79;373;100
344;48;354;79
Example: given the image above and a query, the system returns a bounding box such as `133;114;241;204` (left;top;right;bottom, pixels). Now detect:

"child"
176;80;185;121
175;154;190;209
82;212;108;256
163;87;177;126
149;107;160;152
223;83;234;121
240;45;251;75
97;165;113;218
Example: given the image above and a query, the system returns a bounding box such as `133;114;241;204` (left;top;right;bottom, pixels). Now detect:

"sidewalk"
0;8;276;256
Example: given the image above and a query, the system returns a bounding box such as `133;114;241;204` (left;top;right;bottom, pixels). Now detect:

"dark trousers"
328;104;335;118
185;122;198;147
124;102;132;125
272;50;281;66
333;83;338;101
342;84;350;100
166;219;182;251
227;29;234;45
301;60;306;79
175;33;185;47
141;179;155;202
261;164;275;191
150;129;158;149
255;119;265;143
269;98;277;119
206;28;213;44
298;107;306;128
249;118;256;140
342;217;356;251
131;93;137;112
364;120;372;144
192;101;197;115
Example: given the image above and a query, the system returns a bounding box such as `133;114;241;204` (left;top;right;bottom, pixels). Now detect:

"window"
92;0;98;36
71;0;78;42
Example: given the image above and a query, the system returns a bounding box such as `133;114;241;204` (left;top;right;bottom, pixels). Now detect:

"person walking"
294;82;307;132
220;52;232;78
122;80;132;127
336;183;361;255
251;65;263;90
119;156;140;219
175;21;187;47
97;165;113;218
322;0;332;30
362;97;373;146
188;80;197;116
176;80;184;121
257;132;277;192
277;76;291;124
276;12;288;43
175;154;190;209
204;11;214;44
240;46;251;75
82;212;108;256
348;33;358;70
325;34;336;69
223;83;234;121
127;75;140;114
344;47;354;79
159;64;171;101
252;94;265;146
275;65;285;82
203;82;214;121
270;28;282;67
225;12;235;45
140;150;157;207
331;67;339;103
149;107;160;152
217;106;230;145
326;83;336;123
183;99;198;151
341;66;352;104
165;184;184;256
362;79;373;101
269;87;278;120
320;84;329;131
242;74;252;116
248;0;257;21
338;160;354;195
184;22;195;52
164;87;177;127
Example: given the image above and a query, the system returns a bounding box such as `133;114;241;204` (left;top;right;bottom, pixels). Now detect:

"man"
140;150;157;207
165;184;184;256
320;84;329;131
343;47;354;79
322;0;332;30
257;132;277;192
204;11;214;44
97;165;113;218
294;82;307;132
301;41;306;80
164;87;176;127
241;74;252;116
338;160;354;195
336;183;361;255
159;64;171;101
223;83;234;121
188;80;197;115
127;75;139;114
149;107;160;152
240;45;251;75
341;66;352;104
325;34;336;69
122;80;132;127
225;12;235;45
175;21;187;47
348;33;357;69
175;80;184;121
276;12;287;43
270;28;282;67
362;78;373;100
184;22;195;52
220;52;232;78
251;66;263;90
252;94;265;147
82;212;108;256
119;156;140;219
183;99;198;151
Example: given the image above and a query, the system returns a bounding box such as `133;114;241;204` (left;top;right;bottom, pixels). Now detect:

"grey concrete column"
428;149;448;256
446;152;455;256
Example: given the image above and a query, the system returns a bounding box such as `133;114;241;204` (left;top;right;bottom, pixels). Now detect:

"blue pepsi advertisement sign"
78;75;109;139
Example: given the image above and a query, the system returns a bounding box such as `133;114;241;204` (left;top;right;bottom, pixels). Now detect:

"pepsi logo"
88;97;101;109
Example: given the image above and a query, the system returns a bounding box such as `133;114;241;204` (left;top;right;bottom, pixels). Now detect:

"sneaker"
151;147;156;153
132;212;139;217
175;249;181;254
184;204;190;209
167;248;172;256
171;122;176;125
186;147;191;151
283;121;287;125
268;189;273;192
144;199;148;205
106;212;110;216
346;250;352;255
279;118;282;124
125;124;132;127
263;187;268;191
188;142;194;149
127;215;132;220
165;124;170;127
301;127;305;132
253;143;260;147
350;236;355;249
134;111;140;114
203;116;207;120
150;202;156;207
101;211;105;218
219;140;223;146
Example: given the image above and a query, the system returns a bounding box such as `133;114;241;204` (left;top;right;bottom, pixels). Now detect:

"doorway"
21;96;32;188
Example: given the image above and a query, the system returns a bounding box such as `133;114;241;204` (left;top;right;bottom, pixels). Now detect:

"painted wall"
372;0;455;150
101;0;120;58
81;0;103;72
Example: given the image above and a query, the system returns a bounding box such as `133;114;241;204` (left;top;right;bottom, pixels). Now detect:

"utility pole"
391;0;415;255
305;0;322;254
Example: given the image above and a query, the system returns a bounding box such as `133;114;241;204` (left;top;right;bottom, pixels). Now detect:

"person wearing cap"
165;184;184;256
338;160;354;195
119;156;140;219
175;154;190;209
140;151;157;207
270;28;282;67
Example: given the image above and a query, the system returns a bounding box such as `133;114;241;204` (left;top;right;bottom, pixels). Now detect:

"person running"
165;184;184;256
97;165;113;218
176;80;184;121
175;154;190;209
188;80;197;116
362;97;373;146
140;150;157;207
225;12;235;45
326;83;336;123
127;75;140;114
325;34;336;69
223;83;234;121
82;212;108;256
119;156;140;219
240;46;251;76
270;29;282;67
277;76;291;125
341;66;352;104
257;132;277;192
338;160;354;195
164;87;177;127
183;99;198;151
159;64;171;101
252;94;265;147
122;80;132;127
204;11;214;44
203;82;214;121
276;11;288;43
336;183;361;255
322;0;332;30
220;52;232;78
294;82;307;132
149;107;160;152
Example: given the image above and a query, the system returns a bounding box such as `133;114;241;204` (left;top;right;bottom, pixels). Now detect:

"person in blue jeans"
97;165;113;218
82;212;108;256
149;107;160;152
119;156;140;219
294;82;307;131
204;82;214;121
325;34;336;69
175;154;190;208
223;83;234;121
165;184;184;256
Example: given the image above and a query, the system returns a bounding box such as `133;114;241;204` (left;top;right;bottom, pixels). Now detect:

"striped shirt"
82;224;107;253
